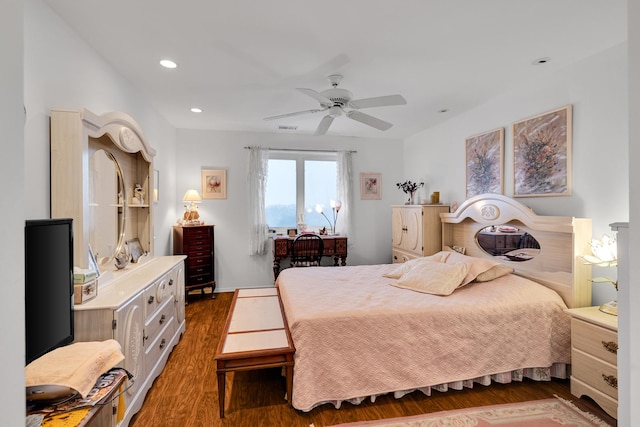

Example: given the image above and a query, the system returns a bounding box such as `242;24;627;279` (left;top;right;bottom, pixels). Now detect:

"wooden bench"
214;288;295;418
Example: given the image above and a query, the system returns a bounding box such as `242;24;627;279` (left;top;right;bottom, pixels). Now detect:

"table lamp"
182;189;202;225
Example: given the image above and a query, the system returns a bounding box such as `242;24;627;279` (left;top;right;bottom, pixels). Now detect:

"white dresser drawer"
144;297;175;346
571;318;618;366
572;348;618;400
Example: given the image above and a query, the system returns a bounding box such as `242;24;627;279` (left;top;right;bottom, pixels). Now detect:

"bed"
276;194;593;412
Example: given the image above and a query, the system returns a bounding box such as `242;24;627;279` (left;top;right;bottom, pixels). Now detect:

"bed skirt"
312;363;568;411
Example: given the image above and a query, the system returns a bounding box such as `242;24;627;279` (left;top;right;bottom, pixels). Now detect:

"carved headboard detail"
440;194;592;308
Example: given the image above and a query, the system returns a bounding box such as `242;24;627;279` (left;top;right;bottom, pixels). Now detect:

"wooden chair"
518;232;540;249
291;234;324;267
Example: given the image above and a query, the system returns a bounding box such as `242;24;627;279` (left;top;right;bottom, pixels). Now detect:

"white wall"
175;130;404;291
622;1;639;424
1;0;25;424
24;0;178;254
404;43;629;307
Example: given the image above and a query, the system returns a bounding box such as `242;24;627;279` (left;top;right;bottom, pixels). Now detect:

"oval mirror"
89;149;127;267
476;225;540;262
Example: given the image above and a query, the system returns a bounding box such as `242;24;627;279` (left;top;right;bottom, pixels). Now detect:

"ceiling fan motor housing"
320;88;352;107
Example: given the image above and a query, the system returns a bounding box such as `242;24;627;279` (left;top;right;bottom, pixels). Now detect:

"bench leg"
285;364;294;407
217;371;226;418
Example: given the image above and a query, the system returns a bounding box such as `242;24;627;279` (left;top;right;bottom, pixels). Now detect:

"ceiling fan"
264;74;407;136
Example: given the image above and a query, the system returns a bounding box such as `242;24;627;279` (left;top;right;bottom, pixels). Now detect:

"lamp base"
599;300;618;316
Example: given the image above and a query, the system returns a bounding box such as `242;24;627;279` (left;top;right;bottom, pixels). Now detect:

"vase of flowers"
396;180;424;205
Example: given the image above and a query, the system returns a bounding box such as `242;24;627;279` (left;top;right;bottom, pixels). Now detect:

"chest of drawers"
566;306;618;419
173;225;216;299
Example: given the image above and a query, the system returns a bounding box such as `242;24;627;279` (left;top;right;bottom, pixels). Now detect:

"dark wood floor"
130;291;616;427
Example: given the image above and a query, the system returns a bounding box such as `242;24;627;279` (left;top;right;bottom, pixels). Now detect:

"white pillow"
390;259;469;296
383;251;451;279
443;250;502;286
474;264;514;282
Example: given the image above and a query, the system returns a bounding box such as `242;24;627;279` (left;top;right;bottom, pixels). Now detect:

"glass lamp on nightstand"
581;234;618;316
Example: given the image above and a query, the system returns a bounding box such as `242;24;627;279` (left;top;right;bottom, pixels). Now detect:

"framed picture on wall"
512;105;572;197
465;128;504;198
201;169;227;199
360;172;381;200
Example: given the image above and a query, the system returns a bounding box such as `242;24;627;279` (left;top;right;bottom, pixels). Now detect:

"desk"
272;235;348;279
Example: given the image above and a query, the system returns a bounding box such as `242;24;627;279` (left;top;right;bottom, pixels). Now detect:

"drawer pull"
143;334;149;342
602;340;618;354
602;374;618;389
168;279;174;286
147;295;155;304
159;338;166;349
159;314;166;325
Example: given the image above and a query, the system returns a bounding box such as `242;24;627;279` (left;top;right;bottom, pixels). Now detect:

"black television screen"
25;218;74;365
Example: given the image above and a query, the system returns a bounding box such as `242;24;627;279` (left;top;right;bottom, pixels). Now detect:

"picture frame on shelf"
465;128;504;198
512;105;572;197
201;168;227;199
360;172;381;200
127;238;144;263
88;244;100;278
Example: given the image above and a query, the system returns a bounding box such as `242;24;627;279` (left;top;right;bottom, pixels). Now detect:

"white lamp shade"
183;189;202;202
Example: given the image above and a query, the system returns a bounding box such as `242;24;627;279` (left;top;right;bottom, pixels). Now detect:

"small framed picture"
360;172;381;200
127;238;144;263
88;244;100;278
287;228;297;237
201;169;227;199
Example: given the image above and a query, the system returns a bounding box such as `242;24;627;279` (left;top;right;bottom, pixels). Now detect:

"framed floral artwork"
201;168;227;199
465;128;504;199
512;105;572;197
360;172;381;200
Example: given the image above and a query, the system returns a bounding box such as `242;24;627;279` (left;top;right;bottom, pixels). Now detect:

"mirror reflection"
476;225;540;262
89;149;127;267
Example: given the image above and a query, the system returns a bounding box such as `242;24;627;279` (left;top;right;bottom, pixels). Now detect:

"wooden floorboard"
130;291;617;427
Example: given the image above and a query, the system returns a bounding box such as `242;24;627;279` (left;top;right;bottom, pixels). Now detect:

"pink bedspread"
276;264;571;411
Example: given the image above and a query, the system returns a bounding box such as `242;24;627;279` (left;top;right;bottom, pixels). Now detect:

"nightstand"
566;306;618;419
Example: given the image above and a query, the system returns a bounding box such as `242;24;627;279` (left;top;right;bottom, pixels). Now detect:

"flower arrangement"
396;180;424;204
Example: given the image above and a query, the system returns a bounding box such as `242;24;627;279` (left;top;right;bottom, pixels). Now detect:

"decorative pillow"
474;264;514;282
390;259;469;296
443;250;502;286
382;251;451;279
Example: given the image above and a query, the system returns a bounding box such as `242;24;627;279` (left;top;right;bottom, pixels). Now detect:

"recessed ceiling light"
190;107;202;113
532;57;551;65
160;59;177;69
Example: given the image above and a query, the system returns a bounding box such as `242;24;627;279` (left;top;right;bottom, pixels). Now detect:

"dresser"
173;225;216;299
73;256;186;427
391;204;449;263
566;306;618;419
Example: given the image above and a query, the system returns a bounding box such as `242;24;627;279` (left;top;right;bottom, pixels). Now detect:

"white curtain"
247;146;269;255
336;150;354;240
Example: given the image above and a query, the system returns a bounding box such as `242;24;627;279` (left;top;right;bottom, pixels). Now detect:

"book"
73;268;97;284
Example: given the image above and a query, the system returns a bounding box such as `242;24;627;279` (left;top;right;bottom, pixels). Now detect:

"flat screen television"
25;218;74;365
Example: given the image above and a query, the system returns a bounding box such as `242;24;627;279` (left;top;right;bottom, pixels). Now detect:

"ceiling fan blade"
264;107;328;121
314;115;334;136
297;88;333;106
349;94;407;109
346;110;393;131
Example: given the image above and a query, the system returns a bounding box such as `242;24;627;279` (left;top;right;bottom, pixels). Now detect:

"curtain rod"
243;146;356;154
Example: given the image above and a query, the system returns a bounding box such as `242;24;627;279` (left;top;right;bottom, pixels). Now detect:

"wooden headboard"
440;194;592;309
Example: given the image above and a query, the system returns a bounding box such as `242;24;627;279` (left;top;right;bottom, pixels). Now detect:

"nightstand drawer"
572;348;618;400
571;318;617;366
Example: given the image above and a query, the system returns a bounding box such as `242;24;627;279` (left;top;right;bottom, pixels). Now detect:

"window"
265;151;337;229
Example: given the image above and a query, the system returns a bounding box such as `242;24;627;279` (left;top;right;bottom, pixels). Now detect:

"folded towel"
26;340;125;398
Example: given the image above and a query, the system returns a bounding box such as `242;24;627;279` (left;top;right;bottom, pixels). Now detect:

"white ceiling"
43;0;627;139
